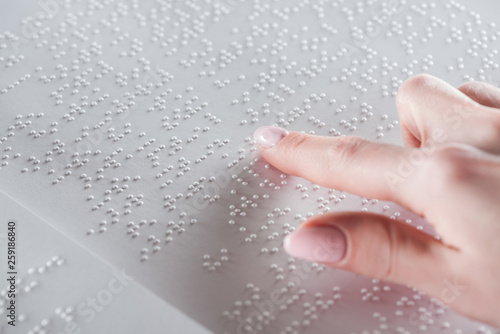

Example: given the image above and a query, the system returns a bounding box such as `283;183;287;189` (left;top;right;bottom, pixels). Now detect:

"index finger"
253;126;424;215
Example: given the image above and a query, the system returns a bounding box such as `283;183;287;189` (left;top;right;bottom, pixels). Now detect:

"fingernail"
284;226;346;263
253;126;288;149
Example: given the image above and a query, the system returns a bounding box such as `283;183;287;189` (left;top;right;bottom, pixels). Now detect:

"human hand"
253;74;500;327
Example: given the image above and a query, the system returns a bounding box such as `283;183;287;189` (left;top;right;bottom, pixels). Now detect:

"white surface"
0;0;499;333
0;190;210;334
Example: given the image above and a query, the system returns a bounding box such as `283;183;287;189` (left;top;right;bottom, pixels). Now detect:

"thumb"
284;212;460;297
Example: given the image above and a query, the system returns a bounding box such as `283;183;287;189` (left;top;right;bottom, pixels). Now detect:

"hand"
253;74;500;327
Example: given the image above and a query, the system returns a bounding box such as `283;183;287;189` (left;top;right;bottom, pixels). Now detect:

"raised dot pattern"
0;1;498;333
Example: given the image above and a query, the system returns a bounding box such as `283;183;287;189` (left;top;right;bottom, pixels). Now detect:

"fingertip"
253;126;289;149
283;225;347;264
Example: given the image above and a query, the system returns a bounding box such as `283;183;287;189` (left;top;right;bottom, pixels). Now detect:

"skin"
256;74;500;327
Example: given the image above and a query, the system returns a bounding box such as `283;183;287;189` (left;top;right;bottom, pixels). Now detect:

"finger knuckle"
374;223;395;280
423;144;475;184
458;81;482;95
377;220;422;282
363;220;397;281
396;73;435;108
324;136;366;173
